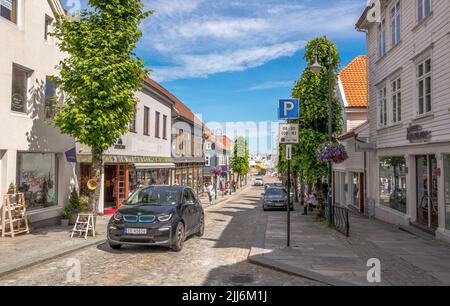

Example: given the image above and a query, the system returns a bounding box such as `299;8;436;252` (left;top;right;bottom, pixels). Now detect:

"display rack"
1;193;30;238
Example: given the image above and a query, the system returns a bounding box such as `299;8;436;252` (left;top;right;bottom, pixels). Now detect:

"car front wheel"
171;222;185;252
196;214;205;237
108;241;122;250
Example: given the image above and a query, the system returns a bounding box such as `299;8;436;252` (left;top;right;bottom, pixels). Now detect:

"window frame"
378;18;387;58
143;106;150;136
417;0;431;22
391;78;402;123
155;111;160;138
417;58;432;115
0;0;17;24
162;115;167;140
378;86;387;128
11;64;32;114
391;1;401;47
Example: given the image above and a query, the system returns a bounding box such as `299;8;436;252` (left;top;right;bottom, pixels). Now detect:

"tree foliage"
51;0;152;156
278;36;343;182
230;137;250;177
50;0;152;212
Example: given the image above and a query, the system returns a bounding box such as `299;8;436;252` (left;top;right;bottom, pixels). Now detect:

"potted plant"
60;206;71;227
7;182;16;194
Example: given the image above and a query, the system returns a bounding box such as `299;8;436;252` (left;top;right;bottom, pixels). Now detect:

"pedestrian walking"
207;183;214;205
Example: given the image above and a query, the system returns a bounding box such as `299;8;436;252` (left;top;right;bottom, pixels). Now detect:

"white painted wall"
0;0;76;224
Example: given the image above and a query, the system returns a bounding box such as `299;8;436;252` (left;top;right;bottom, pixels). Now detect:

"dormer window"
1;0;17;24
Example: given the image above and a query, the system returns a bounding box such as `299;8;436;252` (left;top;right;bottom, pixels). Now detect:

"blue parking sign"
279;99;300;120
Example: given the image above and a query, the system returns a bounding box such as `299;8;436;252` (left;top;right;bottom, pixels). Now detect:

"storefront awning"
134;163;176;170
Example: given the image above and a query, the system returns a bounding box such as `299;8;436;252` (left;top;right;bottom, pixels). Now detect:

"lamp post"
310;42;334;227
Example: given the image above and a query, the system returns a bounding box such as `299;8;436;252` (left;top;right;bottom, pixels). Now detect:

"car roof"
139;185;188;191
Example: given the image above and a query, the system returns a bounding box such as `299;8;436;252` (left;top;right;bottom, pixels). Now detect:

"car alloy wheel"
196;214;205;237
172;222;185;252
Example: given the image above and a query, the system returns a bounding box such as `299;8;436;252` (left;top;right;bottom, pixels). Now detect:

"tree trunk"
88;152;103;222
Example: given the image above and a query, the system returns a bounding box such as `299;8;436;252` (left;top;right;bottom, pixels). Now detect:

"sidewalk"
0;215;108;278
249;210;450;286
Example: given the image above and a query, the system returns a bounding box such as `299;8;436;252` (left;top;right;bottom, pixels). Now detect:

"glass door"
115;164;129;206
416;155;438;230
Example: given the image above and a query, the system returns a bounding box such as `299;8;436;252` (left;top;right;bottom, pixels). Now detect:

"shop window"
17;153;58;210
1;0;17;24
379;156;407;213
444;155;450;230
11;64;32;113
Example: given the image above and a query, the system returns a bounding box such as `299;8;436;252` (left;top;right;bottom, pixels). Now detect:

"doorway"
416;155;438;230
104;164;129;209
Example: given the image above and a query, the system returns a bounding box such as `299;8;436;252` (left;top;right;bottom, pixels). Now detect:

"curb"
247;214;355;287
0;238;106;279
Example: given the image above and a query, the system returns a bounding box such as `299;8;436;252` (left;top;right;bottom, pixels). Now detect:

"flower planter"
61;219;70;227
316;142;349;164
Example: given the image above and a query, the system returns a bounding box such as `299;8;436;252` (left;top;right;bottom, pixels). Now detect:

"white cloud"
152;41;305;82
248;81;295;91
141;0;366;82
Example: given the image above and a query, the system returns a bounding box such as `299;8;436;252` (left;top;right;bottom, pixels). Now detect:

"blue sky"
63;0;368;153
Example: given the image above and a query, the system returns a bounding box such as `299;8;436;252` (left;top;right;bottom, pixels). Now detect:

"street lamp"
309;41;334;227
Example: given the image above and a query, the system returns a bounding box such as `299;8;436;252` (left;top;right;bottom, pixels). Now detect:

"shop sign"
114;138;126;150
76;154;173;164
407;124;431;143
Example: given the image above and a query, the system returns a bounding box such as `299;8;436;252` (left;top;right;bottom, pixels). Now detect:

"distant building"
203;132;233;190
333;56;368;213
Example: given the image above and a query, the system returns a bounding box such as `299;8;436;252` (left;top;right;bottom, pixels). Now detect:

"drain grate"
230;274;254;284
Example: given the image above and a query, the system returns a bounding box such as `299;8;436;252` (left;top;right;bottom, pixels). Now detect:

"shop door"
115;164;129;206
416;155;438;230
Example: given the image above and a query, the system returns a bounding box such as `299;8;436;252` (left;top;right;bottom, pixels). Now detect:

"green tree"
50;0;153;213
278;36;343;206
230;137;250;187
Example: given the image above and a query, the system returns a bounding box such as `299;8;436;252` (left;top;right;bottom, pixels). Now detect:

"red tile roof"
338;56;367;108
144;77;202;125
204;132;233;151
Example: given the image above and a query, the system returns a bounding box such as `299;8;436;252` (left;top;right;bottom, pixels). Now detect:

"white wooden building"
357;0;450;242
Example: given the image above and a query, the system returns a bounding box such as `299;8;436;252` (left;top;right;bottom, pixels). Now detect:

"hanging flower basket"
316;142;348;164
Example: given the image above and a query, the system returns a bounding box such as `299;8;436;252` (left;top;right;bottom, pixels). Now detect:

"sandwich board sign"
279;124;299;144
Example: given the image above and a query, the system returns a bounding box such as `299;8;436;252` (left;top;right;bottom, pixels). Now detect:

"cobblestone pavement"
0;186;321;286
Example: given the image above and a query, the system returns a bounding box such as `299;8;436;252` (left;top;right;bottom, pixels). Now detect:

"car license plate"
124;228;147;235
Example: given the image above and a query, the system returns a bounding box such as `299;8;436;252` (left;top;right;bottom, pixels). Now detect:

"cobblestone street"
0;186;320;286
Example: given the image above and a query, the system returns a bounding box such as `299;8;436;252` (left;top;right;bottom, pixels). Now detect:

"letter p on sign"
279;99;300;120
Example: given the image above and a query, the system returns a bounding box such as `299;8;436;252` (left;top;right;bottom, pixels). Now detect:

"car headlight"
157;214;172;222
113;213;123;222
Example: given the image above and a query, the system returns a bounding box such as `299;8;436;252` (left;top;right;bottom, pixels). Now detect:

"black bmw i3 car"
107;186;204;252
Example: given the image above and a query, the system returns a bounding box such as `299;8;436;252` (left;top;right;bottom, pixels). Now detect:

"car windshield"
126;187;180;206
265;188;287;197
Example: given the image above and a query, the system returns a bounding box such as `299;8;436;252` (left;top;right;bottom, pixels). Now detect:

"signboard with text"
279;124;299;144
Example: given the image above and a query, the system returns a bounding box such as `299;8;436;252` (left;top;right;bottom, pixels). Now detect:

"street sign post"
279;98;300;248
285;145;292;160
279;99;300;120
